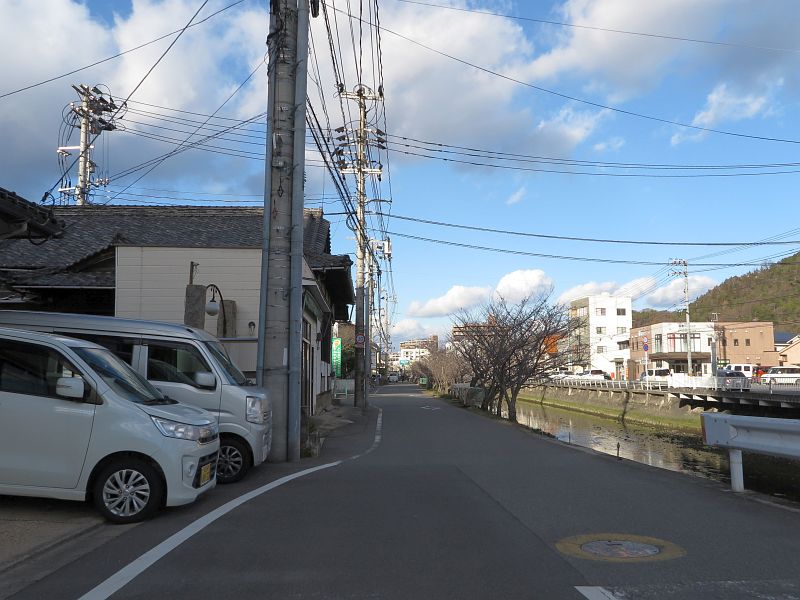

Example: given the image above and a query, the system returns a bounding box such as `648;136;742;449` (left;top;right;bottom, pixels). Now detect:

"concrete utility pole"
340;85;383;409
257;0;310;462
58;84;117;205
672;259;692;376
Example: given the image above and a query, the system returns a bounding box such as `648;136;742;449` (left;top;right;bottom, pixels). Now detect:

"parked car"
715;368;751;391
0;310;271;484
0;327;219;523
639;368;671;382
387;373;399;383
760;365;800;386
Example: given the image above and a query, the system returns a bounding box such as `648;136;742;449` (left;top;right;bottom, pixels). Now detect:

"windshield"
204;341;248;386
73;346;164;404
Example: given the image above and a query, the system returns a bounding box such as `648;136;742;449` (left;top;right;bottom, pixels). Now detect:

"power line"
45;0;213;198
391;0;800;54
387;230;800;267
388;213;800;246
329;3;800;146
1;1;244;100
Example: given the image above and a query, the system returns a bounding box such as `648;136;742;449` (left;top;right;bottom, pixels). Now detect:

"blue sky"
2;0;800;346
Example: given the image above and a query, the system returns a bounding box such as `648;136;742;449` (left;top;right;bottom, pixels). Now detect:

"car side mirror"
56;377;85;400
194;371;216;389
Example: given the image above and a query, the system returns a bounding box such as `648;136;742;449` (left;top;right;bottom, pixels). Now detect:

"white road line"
80;408;385;599
575;586;620;599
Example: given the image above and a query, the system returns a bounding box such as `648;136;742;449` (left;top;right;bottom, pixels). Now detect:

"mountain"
633;254;800;332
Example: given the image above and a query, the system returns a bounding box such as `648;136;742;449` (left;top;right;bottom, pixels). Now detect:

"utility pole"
257;0;310;462
339;85;384;409
671;259;692;376
58;84;117;205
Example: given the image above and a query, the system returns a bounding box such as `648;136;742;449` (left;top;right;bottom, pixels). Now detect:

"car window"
0;339;87;399
73;346;162;404
57;332;136;366
146;341;214;388
204;341;247;385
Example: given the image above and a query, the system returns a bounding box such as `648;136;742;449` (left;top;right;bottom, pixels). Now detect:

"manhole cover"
580;540;661;558
556;533;684;562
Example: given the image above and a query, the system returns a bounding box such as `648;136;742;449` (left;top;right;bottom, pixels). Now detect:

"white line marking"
575;586;620;599
80;408;385;599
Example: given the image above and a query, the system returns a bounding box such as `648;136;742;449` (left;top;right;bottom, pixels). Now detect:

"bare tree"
451;291;586;422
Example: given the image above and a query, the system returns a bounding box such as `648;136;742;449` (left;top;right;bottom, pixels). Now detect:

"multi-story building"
399;335;439;364
628;321;778;378
569;295;632;379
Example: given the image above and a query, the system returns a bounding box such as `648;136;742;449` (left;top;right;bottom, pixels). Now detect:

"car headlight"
151;416;218;443
246;396;266;424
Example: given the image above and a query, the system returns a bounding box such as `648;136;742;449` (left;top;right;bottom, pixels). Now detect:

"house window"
596;308;606;316
618;341;630;350
617;308;626;316
707;337;713;347
734;339;739;346
597;346;606;354
722;339;727;347
596;327;606;335
745;339;751;346
617;327;627;334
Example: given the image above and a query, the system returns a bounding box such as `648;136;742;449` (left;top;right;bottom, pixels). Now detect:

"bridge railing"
531;376;755;392
702;412;800;492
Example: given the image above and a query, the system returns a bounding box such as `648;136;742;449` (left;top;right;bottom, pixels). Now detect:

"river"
515;399;800;503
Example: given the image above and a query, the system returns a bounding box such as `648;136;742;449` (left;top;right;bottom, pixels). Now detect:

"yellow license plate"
200;463;212;486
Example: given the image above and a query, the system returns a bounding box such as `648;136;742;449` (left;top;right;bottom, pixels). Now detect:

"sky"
2;0;800;347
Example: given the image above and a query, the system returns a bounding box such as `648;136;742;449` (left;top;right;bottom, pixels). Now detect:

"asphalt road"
7;384;800;599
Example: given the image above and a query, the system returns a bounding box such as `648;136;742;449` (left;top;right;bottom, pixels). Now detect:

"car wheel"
217;436;252;484
93;458;163;524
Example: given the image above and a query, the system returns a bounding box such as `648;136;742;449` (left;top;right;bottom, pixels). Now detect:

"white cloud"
593;136;625;152
644;275;717;308
406;285;491;318
524;0;726;102
671;82;777;145
494;269;553;303
391;319;449;344
557;281;618;304
506;187;526;206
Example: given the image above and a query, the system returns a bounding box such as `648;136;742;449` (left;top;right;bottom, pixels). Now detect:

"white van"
0;311;271;484
0;328;219;523
726;363;756;377
761;365;800;386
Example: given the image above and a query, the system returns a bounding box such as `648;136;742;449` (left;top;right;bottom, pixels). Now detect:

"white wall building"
570;295;632;379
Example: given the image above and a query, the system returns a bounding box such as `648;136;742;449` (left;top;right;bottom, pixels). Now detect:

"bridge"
543;377;800;416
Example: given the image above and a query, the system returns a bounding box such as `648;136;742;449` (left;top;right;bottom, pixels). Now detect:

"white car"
0;328;219;523
387;373;399;383
761;365;800;386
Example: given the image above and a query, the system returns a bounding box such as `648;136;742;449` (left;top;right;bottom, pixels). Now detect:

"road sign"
643;343;649;352
399;359;410;366
643;337;648;343
355;333;365;348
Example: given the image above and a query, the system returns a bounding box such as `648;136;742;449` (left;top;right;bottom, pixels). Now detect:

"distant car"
716;369;751;391
761;366;800;386
387;373;399;383
639;368;671;382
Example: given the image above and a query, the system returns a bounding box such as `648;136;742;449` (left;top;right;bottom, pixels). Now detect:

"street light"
205;284;228;337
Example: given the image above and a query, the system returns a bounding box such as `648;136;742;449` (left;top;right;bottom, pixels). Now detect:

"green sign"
332;337;342;377
399;359;410;366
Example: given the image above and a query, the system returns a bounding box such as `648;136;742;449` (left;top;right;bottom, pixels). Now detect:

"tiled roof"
13;272;115;289
0;188;64;240
0;205;336;270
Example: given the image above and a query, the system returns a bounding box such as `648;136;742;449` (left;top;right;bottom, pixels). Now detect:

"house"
629;321;778;377
569;295;632;379
0;205;354;414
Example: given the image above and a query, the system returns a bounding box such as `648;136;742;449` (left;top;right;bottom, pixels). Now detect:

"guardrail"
532;376;800;393
701;413;800;492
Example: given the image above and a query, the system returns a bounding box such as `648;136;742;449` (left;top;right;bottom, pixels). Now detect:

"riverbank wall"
518;385;702;431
